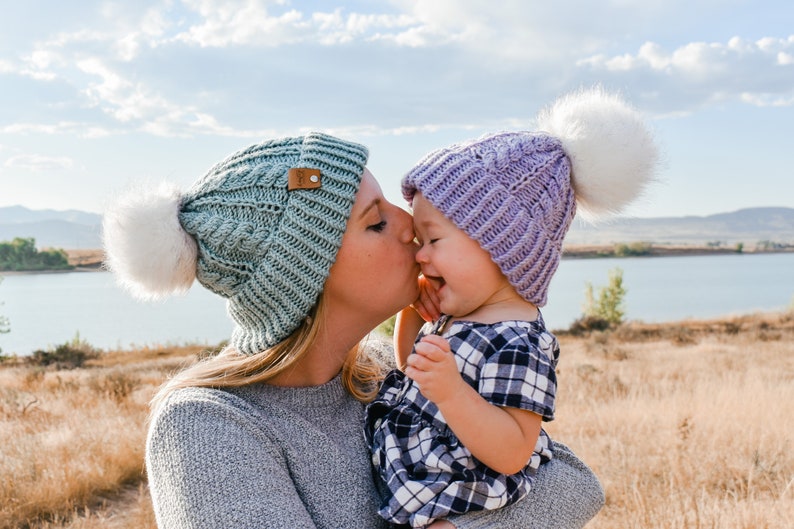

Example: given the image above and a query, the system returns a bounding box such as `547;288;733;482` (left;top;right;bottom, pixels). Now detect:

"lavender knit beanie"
402;88;659;307
103;132;368;354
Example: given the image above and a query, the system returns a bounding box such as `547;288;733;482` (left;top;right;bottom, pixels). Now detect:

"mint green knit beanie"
103;132;368;355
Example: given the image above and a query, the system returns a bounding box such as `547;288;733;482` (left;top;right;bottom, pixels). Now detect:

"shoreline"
561;244;794;259
1;245;793;274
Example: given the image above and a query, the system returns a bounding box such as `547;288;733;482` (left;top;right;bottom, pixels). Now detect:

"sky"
1;0;793;219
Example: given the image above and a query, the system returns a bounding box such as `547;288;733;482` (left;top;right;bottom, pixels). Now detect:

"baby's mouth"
425;274;446;292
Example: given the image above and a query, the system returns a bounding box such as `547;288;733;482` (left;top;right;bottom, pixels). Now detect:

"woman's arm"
445;441;605;529
146;391;318;528
406;334;541;474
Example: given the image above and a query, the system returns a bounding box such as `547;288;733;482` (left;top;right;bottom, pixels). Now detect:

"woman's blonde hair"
150;295;386;413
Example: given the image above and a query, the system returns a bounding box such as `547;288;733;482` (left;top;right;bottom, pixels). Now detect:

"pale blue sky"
1;0;792;218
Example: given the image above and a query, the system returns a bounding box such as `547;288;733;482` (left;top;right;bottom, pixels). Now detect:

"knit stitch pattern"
402;132;575;307
178;133;368;354
145;352;604;528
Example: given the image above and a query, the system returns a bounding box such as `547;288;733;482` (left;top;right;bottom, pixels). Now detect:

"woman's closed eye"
367;220;387;232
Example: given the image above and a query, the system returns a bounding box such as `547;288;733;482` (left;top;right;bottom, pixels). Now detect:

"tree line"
0;237;72;272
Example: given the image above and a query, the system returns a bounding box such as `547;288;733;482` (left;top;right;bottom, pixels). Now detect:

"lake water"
1;252;792;356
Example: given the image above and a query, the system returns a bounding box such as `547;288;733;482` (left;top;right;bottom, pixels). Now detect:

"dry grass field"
1;312;792;528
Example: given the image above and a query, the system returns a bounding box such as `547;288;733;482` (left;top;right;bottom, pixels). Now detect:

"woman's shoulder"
159;384;249;409
150;385;266;432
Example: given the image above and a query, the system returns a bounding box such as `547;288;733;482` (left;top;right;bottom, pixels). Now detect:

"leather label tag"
288;168;322;191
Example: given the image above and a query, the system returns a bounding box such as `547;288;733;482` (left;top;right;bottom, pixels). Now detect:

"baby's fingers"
420;334;451;351
414;335;451;361
411;298;435;323
417;276;442;321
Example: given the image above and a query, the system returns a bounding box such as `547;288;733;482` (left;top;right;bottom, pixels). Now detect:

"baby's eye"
368;220;387;232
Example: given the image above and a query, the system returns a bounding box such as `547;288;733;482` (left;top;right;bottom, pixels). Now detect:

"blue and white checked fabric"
365;315;560;528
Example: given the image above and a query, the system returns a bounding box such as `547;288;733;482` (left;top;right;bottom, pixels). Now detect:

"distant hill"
564;207;794;246
1;205;792;250
0;206;102;249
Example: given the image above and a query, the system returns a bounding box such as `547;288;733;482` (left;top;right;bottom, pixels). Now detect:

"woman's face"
323;169;420;332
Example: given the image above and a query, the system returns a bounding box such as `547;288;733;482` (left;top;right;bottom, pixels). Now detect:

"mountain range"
0;206;103;249
1;205;793;250
563;206;794;246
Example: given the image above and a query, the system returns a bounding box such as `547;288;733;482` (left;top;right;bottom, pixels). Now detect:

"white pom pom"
102;182;197;300
537;86;659;219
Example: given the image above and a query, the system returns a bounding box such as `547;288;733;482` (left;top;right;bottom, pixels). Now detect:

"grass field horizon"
1;310;792;528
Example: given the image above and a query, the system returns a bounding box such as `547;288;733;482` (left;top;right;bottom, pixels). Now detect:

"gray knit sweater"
146;376;603;528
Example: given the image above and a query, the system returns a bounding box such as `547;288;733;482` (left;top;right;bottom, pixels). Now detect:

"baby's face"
411;193;512;319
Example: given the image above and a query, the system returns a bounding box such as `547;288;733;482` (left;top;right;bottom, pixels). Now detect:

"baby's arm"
406;335;541;475
394;307;425;369
395;275;442;369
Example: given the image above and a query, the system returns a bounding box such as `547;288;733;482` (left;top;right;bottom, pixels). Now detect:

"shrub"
376;314;396;338
613;242;652;257
582;267;627;326
0;237;72;271
28;334;100;369
567;315;613;336
88;369;141;402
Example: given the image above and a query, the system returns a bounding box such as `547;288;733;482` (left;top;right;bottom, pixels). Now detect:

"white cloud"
2;0;792;146
0;122;111;138
3;154;75;172
75;57;236;137
168;0;419;48
172;0;306;47
577;36;794;107
0;59;14;73
739;93;794;107
778;52;794;65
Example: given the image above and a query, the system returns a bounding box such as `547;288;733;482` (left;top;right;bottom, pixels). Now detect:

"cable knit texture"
146;373;604;529
402;132;574;307
178;133;368;354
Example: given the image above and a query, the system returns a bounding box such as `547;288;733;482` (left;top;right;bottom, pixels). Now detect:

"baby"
365;88;659;528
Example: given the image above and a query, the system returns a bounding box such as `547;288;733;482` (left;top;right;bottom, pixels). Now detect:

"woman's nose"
393;207;415;244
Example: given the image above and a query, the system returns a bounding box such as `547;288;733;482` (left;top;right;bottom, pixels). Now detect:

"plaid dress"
365;315;559;528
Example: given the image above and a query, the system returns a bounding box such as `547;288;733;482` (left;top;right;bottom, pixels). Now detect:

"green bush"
567;315;613;336
28;334;100;369
582;267;627;326
0;237;72;271
613;242;652;257
376;315;396;338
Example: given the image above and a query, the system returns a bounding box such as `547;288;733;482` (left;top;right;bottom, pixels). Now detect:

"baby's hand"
411;275;441;322
405;334;463;406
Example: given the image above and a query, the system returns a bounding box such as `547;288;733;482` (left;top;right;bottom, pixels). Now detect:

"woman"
103;133;604;528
